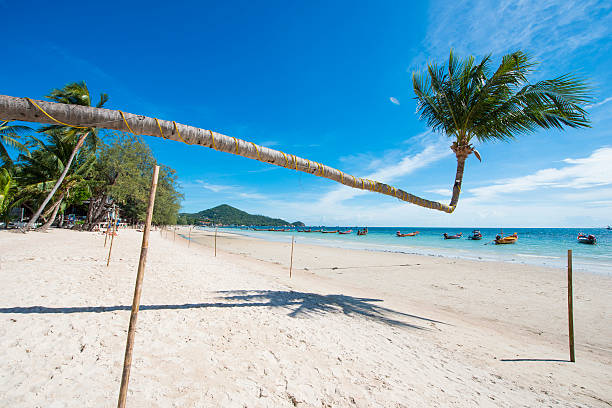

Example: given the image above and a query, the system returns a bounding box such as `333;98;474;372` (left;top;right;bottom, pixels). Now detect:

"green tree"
412;50;592;207
0;121;31;168
18;128;95;230
24;81;108;230
83;132;182;229
0;168;27;227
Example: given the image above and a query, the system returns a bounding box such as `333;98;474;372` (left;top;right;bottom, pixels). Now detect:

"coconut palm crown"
0;121;31;168
412;50;592;207
43;81;108;150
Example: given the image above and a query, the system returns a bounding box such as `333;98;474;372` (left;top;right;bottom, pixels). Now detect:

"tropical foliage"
412;50;592;207
1;82;182;230
0;121;31;168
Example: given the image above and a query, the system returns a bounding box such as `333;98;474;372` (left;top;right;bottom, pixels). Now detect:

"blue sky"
2;0;611;227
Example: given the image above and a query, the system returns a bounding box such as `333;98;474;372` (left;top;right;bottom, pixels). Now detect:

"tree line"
0;82;181;230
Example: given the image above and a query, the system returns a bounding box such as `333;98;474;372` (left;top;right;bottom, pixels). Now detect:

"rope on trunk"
14;96;457;214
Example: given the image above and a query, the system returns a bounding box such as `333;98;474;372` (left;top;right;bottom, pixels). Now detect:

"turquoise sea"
213;227;612;275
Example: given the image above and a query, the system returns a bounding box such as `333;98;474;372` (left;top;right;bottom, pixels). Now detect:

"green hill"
177;204;304;226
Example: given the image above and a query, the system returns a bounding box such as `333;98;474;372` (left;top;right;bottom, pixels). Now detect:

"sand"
0;227;610;407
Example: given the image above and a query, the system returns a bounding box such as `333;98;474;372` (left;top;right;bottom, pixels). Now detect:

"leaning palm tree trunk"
37;194;64;232
23;130;88;231
0;95;455;213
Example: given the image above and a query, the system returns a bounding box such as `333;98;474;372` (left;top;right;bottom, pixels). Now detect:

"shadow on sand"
500;358;570;363
0;290;446;329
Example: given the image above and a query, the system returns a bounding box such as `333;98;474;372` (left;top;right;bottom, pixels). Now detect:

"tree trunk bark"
0;95;455;213
448;142;474;208
449;156;467;208
23;131;88;231
37;195;64;232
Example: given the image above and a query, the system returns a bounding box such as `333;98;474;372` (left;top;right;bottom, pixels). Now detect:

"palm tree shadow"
0;290;447;330
217;290;447;329
500;358;570;363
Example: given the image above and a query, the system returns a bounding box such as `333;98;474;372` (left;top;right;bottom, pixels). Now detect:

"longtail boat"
577;234;596;244
321;230;339;233
443;232;462;239
494;232;518;244
467;230;482;240
397;231;419;237
338;230;353;235
298;229;312;232
357;228;368;236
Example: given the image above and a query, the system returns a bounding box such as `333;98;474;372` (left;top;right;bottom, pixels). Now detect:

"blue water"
211;227;612;275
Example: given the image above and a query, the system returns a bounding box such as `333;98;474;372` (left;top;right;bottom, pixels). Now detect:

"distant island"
177;204;305;227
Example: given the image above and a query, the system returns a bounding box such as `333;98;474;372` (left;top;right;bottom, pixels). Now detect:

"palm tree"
23;82;107;230
412;50;592;207
0;60;593;214
0;120;31;168
18;129;95;231
0;168;26;228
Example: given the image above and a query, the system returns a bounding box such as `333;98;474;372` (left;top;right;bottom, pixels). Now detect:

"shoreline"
199;227;612;275
2;228;611;406
184;227;612;353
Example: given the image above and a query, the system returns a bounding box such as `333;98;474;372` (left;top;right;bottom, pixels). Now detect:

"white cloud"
260;140;279;147
426;188;452;197
586;96;612;109
318;139;452;206
389;97;400;105
190;180;265;200
196;181;233;193
467;147;612;200
416;0;612;70
238;192;266;200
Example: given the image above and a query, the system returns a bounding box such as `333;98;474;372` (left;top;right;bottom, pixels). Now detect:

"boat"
577;233;596;244
494;232;518;244
467;230;482;240
357;227;368;236
607;226;612;230
298;229;312;232
396;231;419;237
321;230;339;233
338;230;353;235
443;232;462;239
312;229;322;232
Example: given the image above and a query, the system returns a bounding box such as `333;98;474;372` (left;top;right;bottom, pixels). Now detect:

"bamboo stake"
289;236;295;278
117;165;160;408
214;227;217;257
568;249;575;362
104;211;111;247
106;209;119;267
188;226;191;248
173;226;176;242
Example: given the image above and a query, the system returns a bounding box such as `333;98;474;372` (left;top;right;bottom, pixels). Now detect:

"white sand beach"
1;228;610;407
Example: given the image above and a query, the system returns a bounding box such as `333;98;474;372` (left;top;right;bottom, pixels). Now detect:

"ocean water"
210;227;612;275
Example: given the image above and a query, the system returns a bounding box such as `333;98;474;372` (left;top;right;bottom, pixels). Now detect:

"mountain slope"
178;204;304;226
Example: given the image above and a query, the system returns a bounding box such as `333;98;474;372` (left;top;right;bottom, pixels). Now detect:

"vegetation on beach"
0;82;182;229
412;50;592;208
0;51;594;228
178;204;304;226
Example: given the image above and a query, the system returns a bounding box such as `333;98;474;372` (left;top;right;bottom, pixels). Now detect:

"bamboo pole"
289;236;295;278
173;226;176;242
117;165;160;408
104;211;111;247
106;209;119;267
188;226;191;248
214;227;217;257
568;249;575;362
